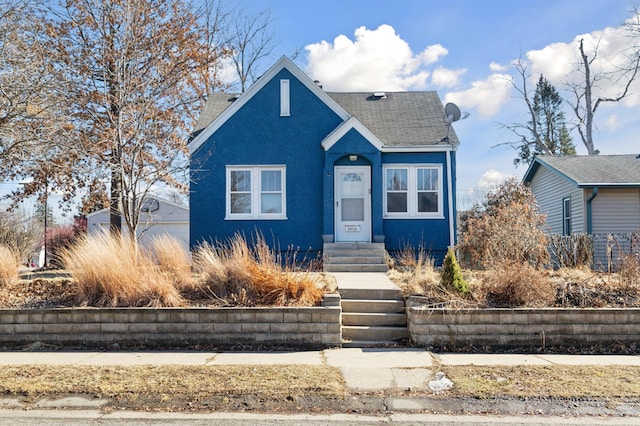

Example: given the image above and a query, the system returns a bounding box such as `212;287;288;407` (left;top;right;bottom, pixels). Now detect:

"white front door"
335;166;371;242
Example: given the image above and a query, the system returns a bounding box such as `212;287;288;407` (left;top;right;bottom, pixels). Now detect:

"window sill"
383;215;444;220
225;216;288;221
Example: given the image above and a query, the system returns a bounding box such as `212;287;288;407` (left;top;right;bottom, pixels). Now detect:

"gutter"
586;187;598;234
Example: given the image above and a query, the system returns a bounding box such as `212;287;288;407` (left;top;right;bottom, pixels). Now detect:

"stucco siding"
190;68;343;251
592;188;640;234
529;166;584;233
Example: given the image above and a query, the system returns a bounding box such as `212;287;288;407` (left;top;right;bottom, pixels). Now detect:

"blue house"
189;57;460;265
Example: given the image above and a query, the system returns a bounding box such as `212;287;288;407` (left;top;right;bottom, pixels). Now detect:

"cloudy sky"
231;0;640;208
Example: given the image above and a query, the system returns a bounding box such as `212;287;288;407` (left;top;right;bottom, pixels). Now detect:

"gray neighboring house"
523;154;640;267
87;197;190;250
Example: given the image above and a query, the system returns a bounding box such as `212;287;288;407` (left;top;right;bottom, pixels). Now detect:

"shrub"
484;261;556;307
193;233;323;306
0;245;19;288
0;209;40;262
60;233;182;307
458;178;549;269
46;217;87;268
441;248;469;295
388;246;439;296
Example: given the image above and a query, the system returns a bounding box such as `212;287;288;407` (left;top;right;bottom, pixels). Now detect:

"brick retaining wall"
0;297;342;349
407;296;640;350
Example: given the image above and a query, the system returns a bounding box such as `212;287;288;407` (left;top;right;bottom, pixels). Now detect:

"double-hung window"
384;165;443;218
226;166;286;219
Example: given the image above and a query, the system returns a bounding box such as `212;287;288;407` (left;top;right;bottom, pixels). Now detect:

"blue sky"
231;0;640;207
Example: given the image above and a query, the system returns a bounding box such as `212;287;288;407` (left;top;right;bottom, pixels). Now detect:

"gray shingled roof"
191;91;459;146
533;155;640;186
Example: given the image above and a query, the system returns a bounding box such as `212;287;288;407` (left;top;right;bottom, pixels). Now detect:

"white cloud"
305;24;446;91
431;67;466;88
489;62;507;72
604;114;619;131
421;44;448;65
444;73;513;117
476;169;515;191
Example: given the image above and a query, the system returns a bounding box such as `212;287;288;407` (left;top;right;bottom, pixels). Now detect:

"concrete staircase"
333;273;408;348
323;243;387;272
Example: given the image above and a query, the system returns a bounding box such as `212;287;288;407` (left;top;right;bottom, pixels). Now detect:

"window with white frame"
384;165;443;218
226;166;286;219
562;197;571;235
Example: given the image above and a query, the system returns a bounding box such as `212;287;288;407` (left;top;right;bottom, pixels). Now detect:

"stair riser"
339;288;402;300
341;300;405;313
323;243;385;250
325;249;385;257
325;264;388;272
326;257;385;264
342;313;407;326
342;326;408;341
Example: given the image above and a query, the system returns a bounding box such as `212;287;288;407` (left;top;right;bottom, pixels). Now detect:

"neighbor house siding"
87;200;189;249
528;166;584;234
591;188;640;234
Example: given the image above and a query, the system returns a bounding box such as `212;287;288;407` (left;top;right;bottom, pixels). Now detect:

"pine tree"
441;248;469;295
515;75;576;166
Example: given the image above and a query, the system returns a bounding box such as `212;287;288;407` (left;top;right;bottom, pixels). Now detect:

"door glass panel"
342;198;364;221
342;173;362;196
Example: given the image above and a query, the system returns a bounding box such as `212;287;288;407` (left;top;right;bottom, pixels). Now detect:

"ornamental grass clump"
441;247;469;295
0;245;19;288
60;233;183;307
147;234;193;289
484;261;556;307
193;233;323;306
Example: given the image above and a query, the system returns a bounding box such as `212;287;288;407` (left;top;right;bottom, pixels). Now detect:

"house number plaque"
345;225;360;232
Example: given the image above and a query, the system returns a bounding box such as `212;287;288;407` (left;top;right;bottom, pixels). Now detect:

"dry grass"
481;261;556;308
440;365;640;399
0;364;346;409
147;234;193;289
60;233;183;307
192;233;324;306
0;245;19;288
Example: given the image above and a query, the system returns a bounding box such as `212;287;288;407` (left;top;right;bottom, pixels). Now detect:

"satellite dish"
444;102;462;123
140;198;160;213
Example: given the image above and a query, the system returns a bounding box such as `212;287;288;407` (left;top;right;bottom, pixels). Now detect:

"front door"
335;166;371;242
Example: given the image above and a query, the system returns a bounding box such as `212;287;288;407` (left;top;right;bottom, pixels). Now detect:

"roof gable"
321;116;384;151
524;155;640;187
188;56;350;154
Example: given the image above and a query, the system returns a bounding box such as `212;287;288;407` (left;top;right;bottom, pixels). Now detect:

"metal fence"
548;233;640;271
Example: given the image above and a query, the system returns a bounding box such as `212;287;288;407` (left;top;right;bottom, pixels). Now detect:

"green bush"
441;248;469;295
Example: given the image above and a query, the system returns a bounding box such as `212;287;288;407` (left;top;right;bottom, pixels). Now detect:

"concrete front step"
339;287;403;301
323;242;385;250
342;312;407;326
341;299;405;313
342;325;409;342
327;256;385;264
325;264;388;272
342;340;408;348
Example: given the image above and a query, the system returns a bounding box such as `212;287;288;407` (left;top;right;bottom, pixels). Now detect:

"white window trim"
562;197;571;235
383;164;444;219
226;165;287;220
280;79;290;116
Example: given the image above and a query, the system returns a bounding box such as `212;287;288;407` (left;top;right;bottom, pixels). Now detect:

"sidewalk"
1;348;639;392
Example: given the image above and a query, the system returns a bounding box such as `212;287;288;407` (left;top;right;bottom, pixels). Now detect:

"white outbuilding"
86;197;189;250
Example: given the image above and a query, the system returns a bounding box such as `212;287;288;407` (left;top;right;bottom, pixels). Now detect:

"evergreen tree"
515;75;576;166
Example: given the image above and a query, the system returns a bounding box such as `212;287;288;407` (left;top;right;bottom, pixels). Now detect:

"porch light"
349;155;358;162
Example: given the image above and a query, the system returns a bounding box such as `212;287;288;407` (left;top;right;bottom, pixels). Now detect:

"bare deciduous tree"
221;8;276;93
43;0;219;240
566;12;640;155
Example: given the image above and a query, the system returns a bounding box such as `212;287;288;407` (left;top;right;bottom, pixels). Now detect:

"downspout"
446;150;455;247
586;187;598;234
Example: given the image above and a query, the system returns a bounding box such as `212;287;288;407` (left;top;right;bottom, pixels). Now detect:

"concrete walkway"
332;272;401;292
1;349;639;392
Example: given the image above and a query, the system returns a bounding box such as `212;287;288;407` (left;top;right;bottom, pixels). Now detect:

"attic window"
280;79;290;116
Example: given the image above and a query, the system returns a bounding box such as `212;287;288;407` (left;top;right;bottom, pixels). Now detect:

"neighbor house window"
226;166;286;219
384;165;443;218
562;197;571;235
